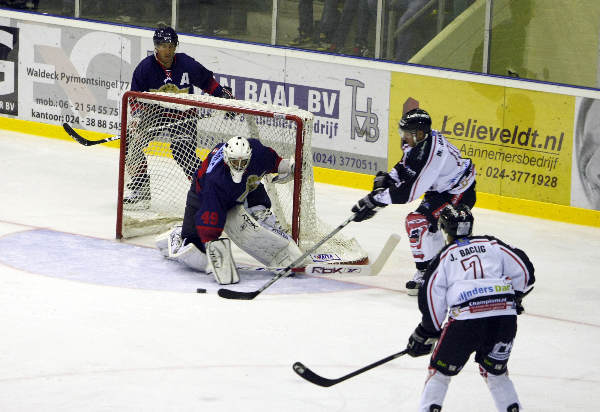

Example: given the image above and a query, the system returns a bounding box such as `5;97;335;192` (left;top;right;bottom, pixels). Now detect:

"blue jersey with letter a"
131;53;219;95
192;138;282;242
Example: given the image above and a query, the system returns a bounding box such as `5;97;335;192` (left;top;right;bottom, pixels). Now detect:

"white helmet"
223;136;252;183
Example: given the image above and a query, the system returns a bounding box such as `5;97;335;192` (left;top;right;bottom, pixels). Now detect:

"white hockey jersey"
374;130;475;205
419;235;535;332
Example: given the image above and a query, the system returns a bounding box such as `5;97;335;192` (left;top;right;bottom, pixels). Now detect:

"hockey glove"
372;171;394;191
351;189;387;222
218;86;236;119
407;324;440;357
220;85;234;99
272;157;295;184
514;286;534;315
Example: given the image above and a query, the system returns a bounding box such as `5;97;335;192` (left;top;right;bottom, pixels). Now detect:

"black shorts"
430;315;517;376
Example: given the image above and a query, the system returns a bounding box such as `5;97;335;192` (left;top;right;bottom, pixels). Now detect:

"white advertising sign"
16;21;137;134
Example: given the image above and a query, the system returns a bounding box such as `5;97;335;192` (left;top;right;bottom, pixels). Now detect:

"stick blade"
370;233;401;276
62;122;91;146
217;288;259;300
292;362;338;387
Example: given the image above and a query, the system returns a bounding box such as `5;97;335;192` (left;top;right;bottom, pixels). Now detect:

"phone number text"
64;114;121;131
312;151;379;172
484;167;558;187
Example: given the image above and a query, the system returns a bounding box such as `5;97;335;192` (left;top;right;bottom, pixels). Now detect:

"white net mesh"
118;91;367;264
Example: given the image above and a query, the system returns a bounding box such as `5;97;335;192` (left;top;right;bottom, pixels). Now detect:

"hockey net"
117;91;368;264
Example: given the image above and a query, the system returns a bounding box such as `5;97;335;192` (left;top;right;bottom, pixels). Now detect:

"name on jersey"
458;244;486;257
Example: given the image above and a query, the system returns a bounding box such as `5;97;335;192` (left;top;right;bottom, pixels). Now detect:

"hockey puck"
196;288;207;294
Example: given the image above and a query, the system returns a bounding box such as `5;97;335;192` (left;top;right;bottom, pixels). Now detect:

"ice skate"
123;174;151;210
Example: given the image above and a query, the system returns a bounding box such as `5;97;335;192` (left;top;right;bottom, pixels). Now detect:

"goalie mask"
438;204;474;241
224;136;252;183
399;108;432;147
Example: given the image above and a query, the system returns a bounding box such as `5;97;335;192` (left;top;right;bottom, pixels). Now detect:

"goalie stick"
293;349;408;387
217;213;357;300
233;233;400;278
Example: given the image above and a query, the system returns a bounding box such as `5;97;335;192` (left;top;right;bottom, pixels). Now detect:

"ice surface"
0;131;599;411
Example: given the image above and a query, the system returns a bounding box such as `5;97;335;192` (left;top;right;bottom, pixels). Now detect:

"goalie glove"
407;324;441;357
271;157;295;184
351;187;387;222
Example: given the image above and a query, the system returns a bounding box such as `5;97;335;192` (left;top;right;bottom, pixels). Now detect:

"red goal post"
116;91;368;264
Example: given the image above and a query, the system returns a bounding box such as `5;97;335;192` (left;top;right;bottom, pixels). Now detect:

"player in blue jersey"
155;135;302;284
124;25;234;208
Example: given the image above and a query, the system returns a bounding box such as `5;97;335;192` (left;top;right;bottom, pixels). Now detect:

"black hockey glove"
372;171;394;191
351;189;387;222
407;324;441;357
217;86;236;119
220;85;234;99
514;287;534;315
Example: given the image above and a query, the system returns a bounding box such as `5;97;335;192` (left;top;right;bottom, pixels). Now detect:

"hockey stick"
293;349;408;387
369;233;401;276
217;213;357;300
63;117;200;147
239;234;400;276
63;123;120;146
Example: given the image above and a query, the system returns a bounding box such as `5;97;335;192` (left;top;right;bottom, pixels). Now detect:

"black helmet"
153;26;178;46
399;108;432;134
438;204;474;239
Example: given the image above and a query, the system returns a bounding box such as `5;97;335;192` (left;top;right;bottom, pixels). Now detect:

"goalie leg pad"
155;224;183;257
405;212;445;263
206;238;239;285
224;205;304;267
171;242;208;271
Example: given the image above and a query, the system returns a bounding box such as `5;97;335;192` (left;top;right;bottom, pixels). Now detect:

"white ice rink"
1;130;599;411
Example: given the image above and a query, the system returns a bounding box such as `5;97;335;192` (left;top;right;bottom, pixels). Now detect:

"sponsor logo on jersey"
310;253;342;262
457;283;513;303
468;297;508;313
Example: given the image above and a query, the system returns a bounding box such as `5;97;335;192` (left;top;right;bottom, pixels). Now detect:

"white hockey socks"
419;368;450;412
481;368;521;412
206;238;240;285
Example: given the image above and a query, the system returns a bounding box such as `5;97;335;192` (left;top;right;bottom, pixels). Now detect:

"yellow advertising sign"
389;72;573;205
